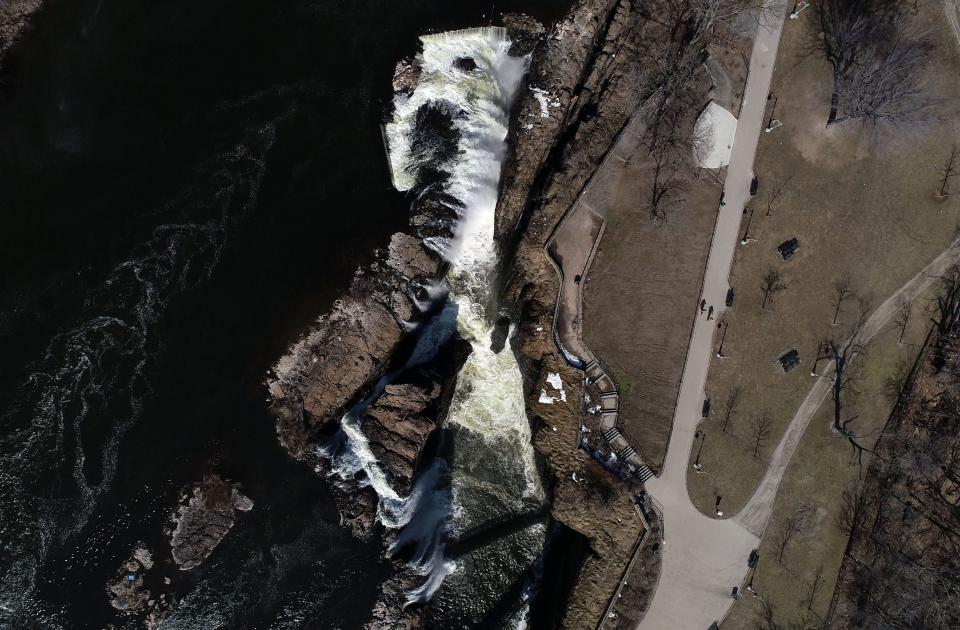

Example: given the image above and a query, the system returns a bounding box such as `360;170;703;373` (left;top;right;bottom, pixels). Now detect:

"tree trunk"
827;90;840;126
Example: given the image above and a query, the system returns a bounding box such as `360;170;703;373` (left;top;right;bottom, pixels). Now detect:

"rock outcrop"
0;0;43;73
169;475;253;571
105;544;174;628
361;382;442;496
504;13;547;56
269;233;442;459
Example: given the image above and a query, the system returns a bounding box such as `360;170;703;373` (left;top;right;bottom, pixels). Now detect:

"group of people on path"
699;299;714;320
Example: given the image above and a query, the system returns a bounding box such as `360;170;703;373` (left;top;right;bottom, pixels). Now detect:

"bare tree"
776;502;813;564
648;135;688;223
721;385;743;433
884;359;911;405
752;411;772;457
894;297;911;343
813;0;935;127
765;174;794;216
831;276;852;325
939;145;957;198
819;307;880;468
760;268;787;310
805;564;824;611
932;265;960;335
835;481;869;535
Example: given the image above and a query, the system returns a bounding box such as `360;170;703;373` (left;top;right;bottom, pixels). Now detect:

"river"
0;1;567;627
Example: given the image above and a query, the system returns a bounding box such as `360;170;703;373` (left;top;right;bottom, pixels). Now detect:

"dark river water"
0;0;568;627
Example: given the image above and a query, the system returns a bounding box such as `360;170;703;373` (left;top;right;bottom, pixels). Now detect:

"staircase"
634;464;656;484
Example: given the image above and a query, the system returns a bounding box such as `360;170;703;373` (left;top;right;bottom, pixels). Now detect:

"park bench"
779;349;800;373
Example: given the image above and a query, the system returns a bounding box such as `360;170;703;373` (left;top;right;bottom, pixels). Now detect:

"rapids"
325;26;546;617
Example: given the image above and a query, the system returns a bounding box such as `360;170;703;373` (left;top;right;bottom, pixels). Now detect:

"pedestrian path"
637;3;789;628
544;111;659;481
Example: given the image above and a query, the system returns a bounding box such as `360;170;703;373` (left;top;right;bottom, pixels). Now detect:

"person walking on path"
707;305;714;320
700;299;707;313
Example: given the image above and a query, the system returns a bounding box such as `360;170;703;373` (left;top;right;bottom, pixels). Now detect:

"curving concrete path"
946;0;960;54
637;3;788;628
736;236;960;535
638;2;960;626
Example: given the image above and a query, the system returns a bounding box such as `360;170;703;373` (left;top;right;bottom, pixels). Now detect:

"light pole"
811;341;822;376
716;320;729;358
693;430;706;471
765;93;780;132
715;495;724;517
740;205;755;245
790;1;810;19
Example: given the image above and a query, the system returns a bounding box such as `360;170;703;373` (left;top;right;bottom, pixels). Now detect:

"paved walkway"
638;3;788;628
736;236;960;535
545;111;658;480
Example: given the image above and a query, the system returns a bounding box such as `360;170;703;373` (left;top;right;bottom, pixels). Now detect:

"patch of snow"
694;101;738;169
529;87;552;118
588;404;601;414
546;372;563;389
545;371;567;402
538;389;556;404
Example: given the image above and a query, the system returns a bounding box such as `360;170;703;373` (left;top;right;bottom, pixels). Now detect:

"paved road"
637;3;788;628
736;236;960;535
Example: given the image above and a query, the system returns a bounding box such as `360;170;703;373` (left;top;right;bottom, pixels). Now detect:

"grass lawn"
688;1;960;518
682;3;960;627
721;311;936;628
584;158;720;471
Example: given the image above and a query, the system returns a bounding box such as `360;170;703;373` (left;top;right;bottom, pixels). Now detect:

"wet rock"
105;544;175;628
503;13;546;56
361;382;442;496
392;58;422;95
490;314;512;353
0;0;44;71
169;475;253;571
270;231;443;459
408;101;461;186
453;56;477;72
106;554;150;613
365;567;427;630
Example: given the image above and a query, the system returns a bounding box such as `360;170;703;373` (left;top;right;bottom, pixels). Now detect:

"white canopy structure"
694;101;738;169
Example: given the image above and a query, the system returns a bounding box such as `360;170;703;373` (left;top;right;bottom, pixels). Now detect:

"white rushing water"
324;26;543;607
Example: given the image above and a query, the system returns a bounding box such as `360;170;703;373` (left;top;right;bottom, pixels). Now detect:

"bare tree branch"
761;267;787;310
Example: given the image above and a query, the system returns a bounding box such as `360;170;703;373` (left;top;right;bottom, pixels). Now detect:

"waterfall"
325;26;543;609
